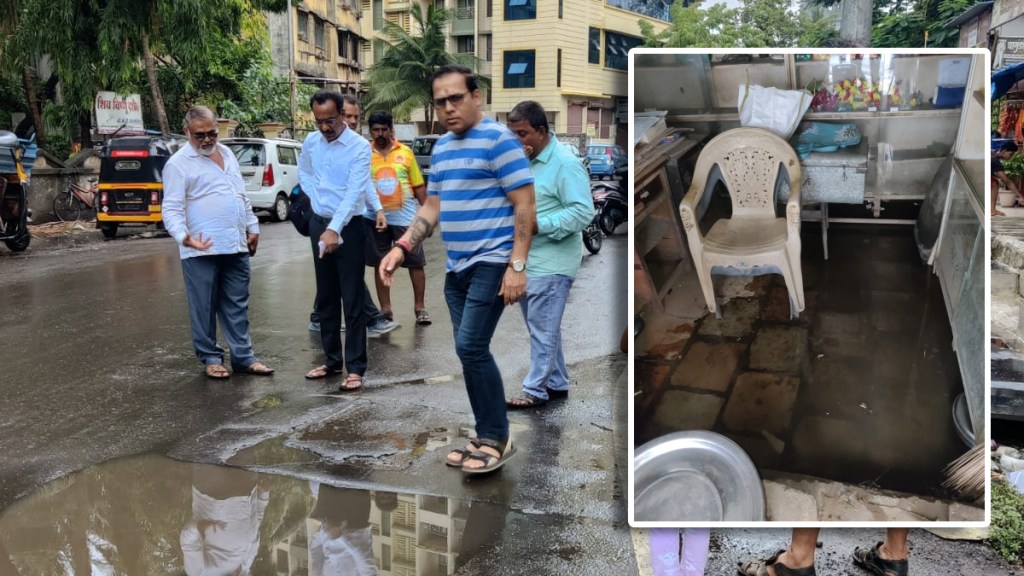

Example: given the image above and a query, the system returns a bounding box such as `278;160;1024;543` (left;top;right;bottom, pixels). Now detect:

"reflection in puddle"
0;454;509;575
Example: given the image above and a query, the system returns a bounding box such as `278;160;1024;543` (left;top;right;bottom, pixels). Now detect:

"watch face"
512;260;525;272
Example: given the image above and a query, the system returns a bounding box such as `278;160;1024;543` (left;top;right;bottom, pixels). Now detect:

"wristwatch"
509;259;526;273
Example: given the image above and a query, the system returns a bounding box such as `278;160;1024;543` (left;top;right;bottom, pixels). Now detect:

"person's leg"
740;528;818;576
410;267;427;312
518;275;573;400
337;218;368;376
367;219;393;319
444;263;508;443
362;281;386;325
217;253;258;370
853;528;909;576
310;216;345;371
881;528;909;560
181;256;225;366
994;177;1006;216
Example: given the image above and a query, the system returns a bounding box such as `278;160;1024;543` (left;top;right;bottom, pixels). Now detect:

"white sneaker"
368;318;399;337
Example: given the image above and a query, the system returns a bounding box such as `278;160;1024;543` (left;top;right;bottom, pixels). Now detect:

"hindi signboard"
94;92;145;135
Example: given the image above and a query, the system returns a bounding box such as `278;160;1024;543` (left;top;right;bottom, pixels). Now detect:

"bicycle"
52;177;99;222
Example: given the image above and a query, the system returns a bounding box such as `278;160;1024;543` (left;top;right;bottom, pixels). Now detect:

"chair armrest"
785;177;802;236
679;183;705;246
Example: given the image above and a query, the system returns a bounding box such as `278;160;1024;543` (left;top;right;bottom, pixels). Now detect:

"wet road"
0;221;632;574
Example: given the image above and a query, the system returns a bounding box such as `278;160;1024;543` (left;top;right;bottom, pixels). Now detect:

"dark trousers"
310;215;367;375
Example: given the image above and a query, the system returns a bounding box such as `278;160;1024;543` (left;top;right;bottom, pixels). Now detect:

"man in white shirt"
299;90;372;391
162;106;274;379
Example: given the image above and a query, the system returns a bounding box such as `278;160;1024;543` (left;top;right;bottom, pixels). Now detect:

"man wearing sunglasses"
298;90;373;392
380;65;536;474
162;106;274;380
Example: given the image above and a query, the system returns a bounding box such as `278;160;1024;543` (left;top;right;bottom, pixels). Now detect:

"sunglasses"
191;130;218;141
432;92;468;109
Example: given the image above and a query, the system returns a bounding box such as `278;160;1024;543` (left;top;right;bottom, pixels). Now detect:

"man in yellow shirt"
365;110;431;325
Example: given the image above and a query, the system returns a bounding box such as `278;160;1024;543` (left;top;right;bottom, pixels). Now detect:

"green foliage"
989;478;1024;564
797;6;840;46
742;0;801;47
1002;152;1024;182
872;0;972;47
365;5;489;131
641;2;767;47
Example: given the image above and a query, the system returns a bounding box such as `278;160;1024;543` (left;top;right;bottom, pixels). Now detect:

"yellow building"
268;0;366;93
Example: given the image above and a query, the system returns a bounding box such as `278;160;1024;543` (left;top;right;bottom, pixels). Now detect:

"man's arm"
379;195;440;286
997;170;1022;196
499;183;536;305
538;161;592;240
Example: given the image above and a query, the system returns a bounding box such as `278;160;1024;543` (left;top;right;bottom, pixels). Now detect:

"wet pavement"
0;221;633;573
636;224;968;499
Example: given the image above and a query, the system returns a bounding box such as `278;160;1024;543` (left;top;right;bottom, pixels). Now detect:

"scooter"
591;180;628;236
582;207;602;254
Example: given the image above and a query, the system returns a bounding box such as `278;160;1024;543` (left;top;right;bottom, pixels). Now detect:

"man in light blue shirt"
505;101;593;409
298;90;372;391
162;106;274;379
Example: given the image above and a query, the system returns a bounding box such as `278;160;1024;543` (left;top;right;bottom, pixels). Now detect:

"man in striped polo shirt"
379;64;536;474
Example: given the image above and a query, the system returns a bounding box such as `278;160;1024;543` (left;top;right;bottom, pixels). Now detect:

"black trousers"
309;214;368;375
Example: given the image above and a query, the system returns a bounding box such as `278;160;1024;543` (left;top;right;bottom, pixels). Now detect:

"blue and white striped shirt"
428;118;534;272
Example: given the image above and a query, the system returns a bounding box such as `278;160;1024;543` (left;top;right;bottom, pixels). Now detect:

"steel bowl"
634;430;765;522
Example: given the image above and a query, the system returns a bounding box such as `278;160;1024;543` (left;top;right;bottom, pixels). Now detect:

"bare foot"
994;209;1006;217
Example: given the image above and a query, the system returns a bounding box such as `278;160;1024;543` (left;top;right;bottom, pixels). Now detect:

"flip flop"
237;361;275;376
415;309;432;325
852;542;908;576
506;394;548;410
461;438;517;475
339;373;364;392
738;550;816;576
305;365;343;380
445;439;482;467
204;364;230;380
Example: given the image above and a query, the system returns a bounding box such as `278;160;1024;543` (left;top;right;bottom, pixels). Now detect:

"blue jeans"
519;274;573;399
444;262;509;442
181;253;256;370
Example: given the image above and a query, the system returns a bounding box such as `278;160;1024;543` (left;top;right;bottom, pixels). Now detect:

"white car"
222;137;302;222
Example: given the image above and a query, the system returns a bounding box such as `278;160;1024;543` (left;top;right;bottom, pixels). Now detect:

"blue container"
934;85;966;109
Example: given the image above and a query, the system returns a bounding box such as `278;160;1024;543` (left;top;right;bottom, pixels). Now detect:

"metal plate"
634;431;765;522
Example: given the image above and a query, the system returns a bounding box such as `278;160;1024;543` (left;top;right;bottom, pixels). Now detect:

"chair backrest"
693;127;800;218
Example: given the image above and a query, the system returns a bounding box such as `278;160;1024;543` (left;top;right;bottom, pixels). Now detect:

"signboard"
94;91;145;135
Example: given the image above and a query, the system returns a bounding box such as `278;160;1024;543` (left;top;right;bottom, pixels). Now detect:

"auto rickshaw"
96;135;184;238
0;130;32;252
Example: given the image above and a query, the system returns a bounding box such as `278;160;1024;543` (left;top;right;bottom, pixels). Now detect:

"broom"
942;442;988;501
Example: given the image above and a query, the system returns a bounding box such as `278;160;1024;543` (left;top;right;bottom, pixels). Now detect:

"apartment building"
267;0;367;92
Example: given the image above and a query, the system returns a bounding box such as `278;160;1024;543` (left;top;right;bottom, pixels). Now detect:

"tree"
872;0;973;47
742;0;802;47
364;4;488;134
640;2;768;47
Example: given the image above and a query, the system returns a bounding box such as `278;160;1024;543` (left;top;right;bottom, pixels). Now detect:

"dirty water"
0;453;625;575
636;225;970;498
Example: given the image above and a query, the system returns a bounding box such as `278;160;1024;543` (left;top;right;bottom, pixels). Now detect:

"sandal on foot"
237;361;275;375
461;438;517;475
339;373;364;391
445;439;482;467
204;364;230;380
415;309;432;325
305;365;343;380
853;543;907;576
506;394;548;410
738;550;817;576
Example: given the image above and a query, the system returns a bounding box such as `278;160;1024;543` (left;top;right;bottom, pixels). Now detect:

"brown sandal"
204;364;230;380
339;373;364;391
238;361;275;375
738;550;817;576
305;365;343;380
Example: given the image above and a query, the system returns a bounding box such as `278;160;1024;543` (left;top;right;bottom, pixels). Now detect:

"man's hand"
498;267;526;305
319;229;341;254
183;232;213;251
246;232;259;256
375;212;388;231
379;247;405;287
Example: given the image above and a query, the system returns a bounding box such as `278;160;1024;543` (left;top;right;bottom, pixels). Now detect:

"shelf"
637;214;674;257
666;107;961;123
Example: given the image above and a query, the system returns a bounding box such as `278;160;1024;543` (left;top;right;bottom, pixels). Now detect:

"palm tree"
364;4;489;134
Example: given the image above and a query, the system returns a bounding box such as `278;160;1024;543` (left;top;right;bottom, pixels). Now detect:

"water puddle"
0;453;604;575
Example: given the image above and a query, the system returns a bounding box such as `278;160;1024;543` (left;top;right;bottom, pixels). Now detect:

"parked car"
558;141;591;177
222;137;302;222
587;143;627;180
412;135;440;180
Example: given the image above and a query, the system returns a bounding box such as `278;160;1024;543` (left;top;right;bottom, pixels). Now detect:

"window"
278;146;297;166
558;0;563;18
557;48;562;87
373;0;383;29
456;0;474;18
456;36;475;54
297;11;309;42
484;34;492;61
314;18;326;51
504;50;535;89
486;0;493;17
504;0;535;20
588;28;600;64
374;40;384;62
604;30;642;71
337;30;347;58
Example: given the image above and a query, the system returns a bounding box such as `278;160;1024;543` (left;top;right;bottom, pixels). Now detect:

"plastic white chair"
679;127;804;319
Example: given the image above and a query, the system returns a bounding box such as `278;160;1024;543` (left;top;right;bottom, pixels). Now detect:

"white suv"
222;137;302;222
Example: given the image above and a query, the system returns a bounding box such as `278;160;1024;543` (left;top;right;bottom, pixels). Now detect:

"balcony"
452;8;474;35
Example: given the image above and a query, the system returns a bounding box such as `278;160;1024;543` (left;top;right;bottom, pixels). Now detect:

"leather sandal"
305;365;343;380
852;543;908;576
461;437;517;475
339;373;364;391
445;439;481;467
738;550;817;576
237;361;274;375
506;394;548;410
204;364;230;380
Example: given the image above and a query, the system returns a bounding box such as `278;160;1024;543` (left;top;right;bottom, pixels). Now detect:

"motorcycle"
591;180;628;236
582;207;602;254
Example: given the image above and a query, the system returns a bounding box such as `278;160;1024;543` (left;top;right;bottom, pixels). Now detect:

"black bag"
287;186;313;237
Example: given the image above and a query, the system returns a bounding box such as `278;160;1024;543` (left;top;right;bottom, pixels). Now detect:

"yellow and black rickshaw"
0;130;32;252
96;135;184;238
